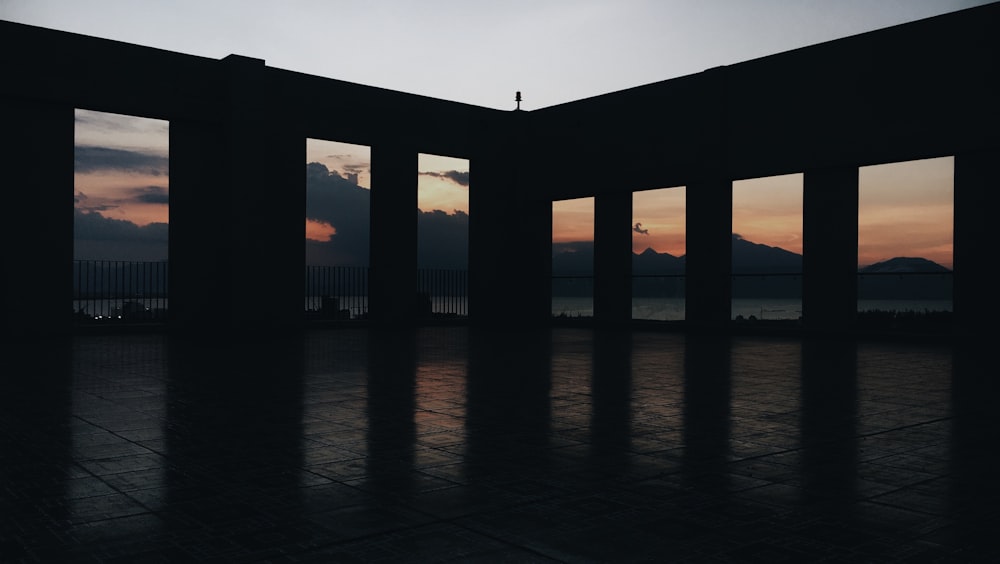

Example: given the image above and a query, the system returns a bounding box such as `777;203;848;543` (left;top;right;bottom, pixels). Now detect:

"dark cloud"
74;191;118;212
73;209;168;261
75;186;168;211
417;209;468;269
305;162;468;269
314;155;369;176
420;170;470;187
305;163;371;267
75;146;168;176
75;161;469;268
342;163;369;174
634;222;649;235
129;185;169;204
74;209;167;242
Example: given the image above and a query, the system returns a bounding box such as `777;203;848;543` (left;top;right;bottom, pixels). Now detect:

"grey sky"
2;0;994;110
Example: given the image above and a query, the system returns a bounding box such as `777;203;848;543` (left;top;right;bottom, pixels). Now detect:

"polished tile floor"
1;327;996;562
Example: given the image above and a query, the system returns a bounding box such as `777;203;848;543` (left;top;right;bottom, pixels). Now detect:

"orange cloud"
305;218;337;242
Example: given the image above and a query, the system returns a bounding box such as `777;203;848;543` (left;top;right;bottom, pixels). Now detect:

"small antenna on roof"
515;91;522;111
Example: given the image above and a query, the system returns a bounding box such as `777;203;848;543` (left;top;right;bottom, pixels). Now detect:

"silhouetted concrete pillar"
225;107;303;332
1;99;74;337
954;150;992;340
469;112;551;327
369;143;417;326
594;191;633;327
802;166;858;334
169;119;228;334
170;55;304;336
685;178;732;332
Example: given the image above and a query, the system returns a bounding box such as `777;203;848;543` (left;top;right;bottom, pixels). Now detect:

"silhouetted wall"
594;192;633;327
2;1;997;337
953;150;994;338
369;144;418;326
685;177;732;331
468;111;552;325
802;167;859;334
1;99;74;336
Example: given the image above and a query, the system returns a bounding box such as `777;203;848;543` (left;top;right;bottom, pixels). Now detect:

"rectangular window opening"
73;108;169;324
631;186;685;321
552;196;595;319
417;153;470;319
731;173;803;323
858;156;954;330
305;138;371;320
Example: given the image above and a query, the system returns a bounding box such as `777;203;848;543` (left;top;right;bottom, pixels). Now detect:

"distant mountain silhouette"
553;235;952;300
859;256;951;273
730;234;802;274
632;247;683;276
858;256;952;301
553;234;803;276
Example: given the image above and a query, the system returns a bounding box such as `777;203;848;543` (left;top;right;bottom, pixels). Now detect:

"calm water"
554;297;953;321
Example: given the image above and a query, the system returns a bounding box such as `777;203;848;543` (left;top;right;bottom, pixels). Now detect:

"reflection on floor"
1;327;996;562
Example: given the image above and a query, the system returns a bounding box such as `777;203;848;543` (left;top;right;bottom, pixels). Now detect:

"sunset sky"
859;156;953;269
305;139;371;189
554;156;954;269
74;109;169;228
417;153;470;216
632;187;687;258
73;109;170;261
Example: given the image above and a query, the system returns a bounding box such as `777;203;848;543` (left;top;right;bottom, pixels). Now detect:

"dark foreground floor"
1;327;996;563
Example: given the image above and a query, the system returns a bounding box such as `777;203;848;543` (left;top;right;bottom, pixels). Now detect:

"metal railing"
417;268;468;318
304;266;469;320
67;261;953;328
305;265;369;320
73;260;168;323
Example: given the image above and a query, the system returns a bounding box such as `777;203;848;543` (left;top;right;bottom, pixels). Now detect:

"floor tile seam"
290;519;513;560
68;413;166;449
858;497;953;522
861;474;958;506
63;461;173;520
852;416;953;442
856;451;952;473
62;504;159;528
398;486;590;527
60;419;186;519
441;520;570;563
